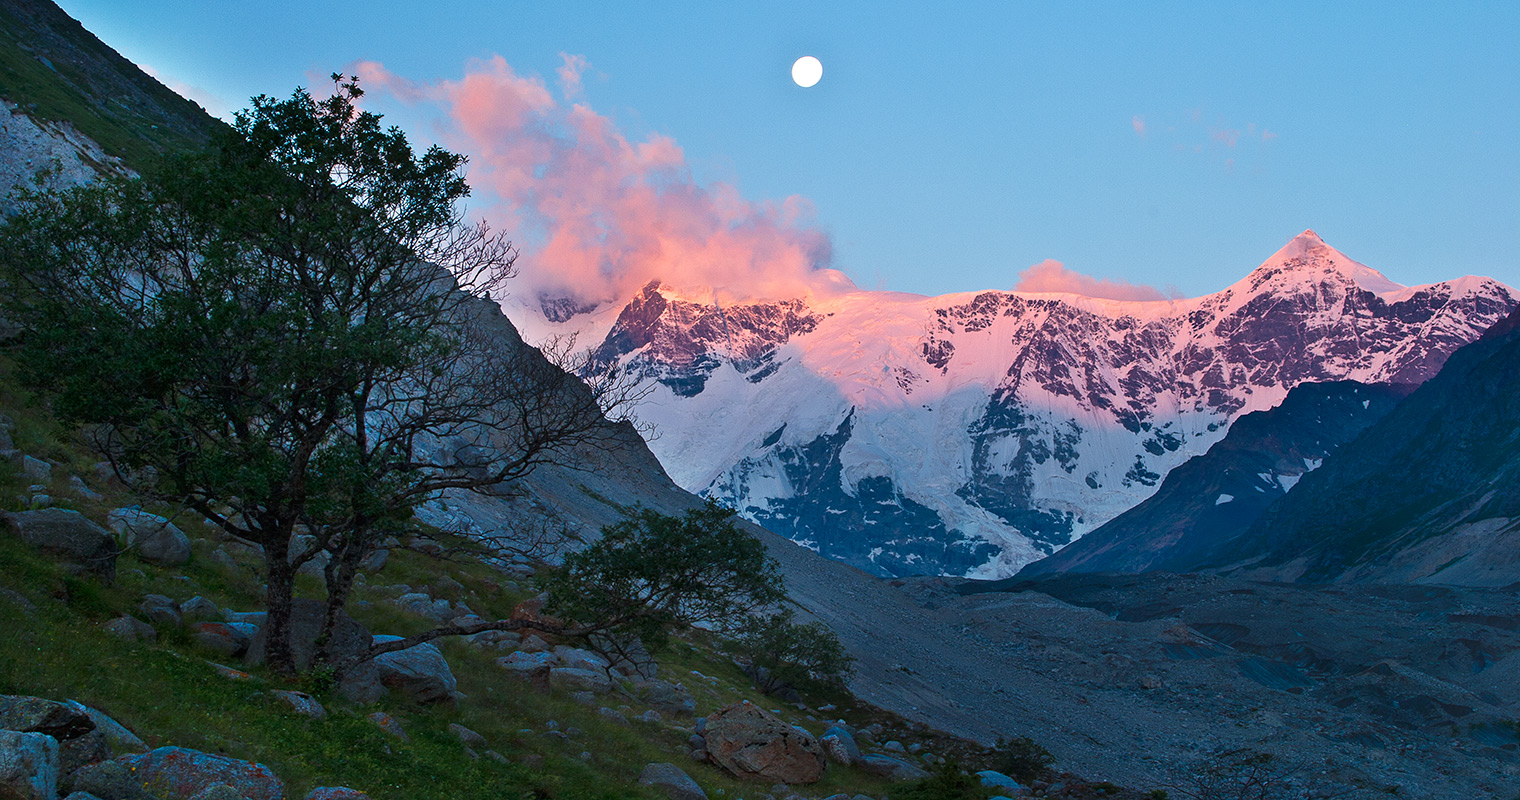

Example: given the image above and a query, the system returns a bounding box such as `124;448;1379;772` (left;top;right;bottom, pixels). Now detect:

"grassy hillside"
0;354;1010;799
0;0;223;170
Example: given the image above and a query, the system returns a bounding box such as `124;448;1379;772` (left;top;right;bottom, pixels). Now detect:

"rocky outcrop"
370;635;458;705
3;509;116;577
70;747;283;800
701;702;825;785
0;729;58;800
540;231;1518;577
107;508;190;567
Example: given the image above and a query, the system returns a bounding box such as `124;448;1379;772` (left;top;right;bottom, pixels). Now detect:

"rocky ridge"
512;232;1517;578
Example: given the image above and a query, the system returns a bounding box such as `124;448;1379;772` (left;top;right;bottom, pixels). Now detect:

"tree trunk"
315;530;367;666
262;532;298;676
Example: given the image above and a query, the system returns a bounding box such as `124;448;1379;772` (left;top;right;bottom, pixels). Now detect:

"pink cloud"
353;57;839;307
1131;115;1146;137
1210;127;1241;148
557;53;588;99
1012;259;1168;302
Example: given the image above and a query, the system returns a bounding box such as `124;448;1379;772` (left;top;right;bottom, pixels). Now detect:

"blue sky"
56;1;1520;299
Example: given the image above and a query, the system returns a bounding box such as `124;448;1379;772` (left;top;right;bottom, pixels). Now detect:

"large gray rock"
547;667;612;694
107;508;190;567
495;650;557;679
370;635;458;705
0;695;96;740
977;770;1024;791
819;726;860;766
80;706;147;756
119;747;282;800
3;509;116;577
0;730;58;800
102;616;156;643
703;702;825;785
20;456;51;484
638;762;708;800
244;599;381;704
632;679;696;717
551;646;611;673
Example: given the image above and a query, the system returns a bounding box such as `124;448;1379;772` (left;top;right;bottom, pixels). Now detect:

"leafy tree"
0;75;627;674
735;607;854;695
350;501;790;671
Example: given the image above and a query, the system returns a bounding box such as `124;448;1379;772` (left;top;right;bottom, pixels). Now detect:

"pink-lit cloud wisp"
353;56;839;308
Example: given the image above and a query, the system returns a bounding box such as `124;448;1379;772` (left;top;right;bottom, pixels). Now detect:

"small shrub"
733;607;855;695
891;759;985;800
987;735;1055;784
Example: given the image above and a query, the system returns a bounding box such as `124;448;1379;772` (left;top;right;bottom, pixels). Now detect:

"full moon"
791;56;822;88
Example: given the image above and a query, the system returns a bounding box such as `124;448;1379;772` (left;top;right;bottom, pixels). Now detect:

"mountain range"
510;231;1518;578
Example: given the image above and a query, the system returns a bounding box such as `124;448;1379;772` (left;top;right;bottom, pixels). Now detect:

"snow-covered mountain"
504;231;1517;578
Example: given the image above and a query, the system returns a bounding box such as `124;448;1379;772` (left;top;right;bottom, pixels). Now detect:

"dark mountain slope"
1020;380;1412;576
1207;308;1520;585
0;0;222;169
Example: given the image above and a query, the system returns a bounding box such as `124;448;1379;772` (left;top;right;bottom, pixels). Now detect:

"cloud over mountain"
353;57;840;307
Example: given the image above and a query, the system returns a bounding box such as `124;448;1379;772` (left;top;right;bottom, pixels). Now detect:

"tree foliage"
735;607;854;695
0;75;627;673
538;500;787;651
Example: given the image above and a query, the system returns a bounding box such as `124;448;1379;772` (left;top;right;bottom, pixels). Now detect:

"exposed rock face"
1023;380;1411;576
518;232;1518;577
3;509;116;577
0;729;58;800
1209;306;1520;585
701;702;824;785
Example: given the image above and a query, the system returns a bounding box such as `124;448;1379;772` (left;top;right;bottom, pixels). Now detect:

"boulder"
21;456;52;484
270;690;326;720
118;747;283;800
178;597;220;623
103;616;156;643
63;758;146;800
366;712;407;741
139;596;181;626
81;707;147;755
496;650;557;679
702;701;825;785
856;754;929;781
68;476;104;502
548;668;612;694
819;726;860;766
244;599;381;703
977;770;1023;791
306;789;371;800
0;730;58;800
189;623;248;657
390;593;451;623
632;679;696;717
356;548;388;573
0;695;96;739
637;762;708;800
552;646;611;673
106;508;190;567
447;724;485;747
370;635;458;705
3;509;116;577
60;729;112;775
